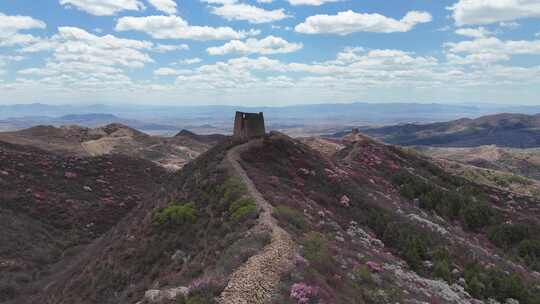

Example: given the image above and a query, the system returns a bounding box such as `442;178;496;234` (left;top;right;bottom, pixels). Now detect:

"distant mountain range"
356;113;540;148
2;103;540;134
0;113;178;132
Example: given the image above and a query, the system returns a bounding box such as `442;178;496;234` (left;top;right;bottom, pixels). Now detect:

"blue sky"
0;0;539;106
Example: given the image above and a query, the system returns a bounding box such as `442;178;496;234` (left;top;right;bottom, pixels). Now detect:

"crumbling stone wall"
233;111;266;139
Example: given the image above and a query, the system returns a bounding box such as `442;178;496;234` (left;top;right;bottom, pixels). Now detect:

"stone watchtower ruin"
233;111;266;139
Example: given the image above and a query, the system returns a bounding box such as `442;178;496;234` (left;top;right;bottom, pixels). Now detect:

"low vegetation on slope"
4;128;540;304
16;139;271;304
0;140;167;303
239;132;540;304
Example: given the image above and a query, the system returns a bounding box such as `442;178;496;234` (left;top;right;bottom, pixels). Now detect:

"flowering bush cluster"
366;261;382;272
187;275;215;294
290;282;318;304
294;254;309;267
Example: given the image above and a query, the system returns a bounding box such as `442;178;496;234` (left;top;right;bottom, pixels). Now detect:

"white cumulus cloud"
287;0;341;5
154;67;192;75
59;0;145;16
449;0;540;26
295;10;432;35
0;13;46;35
147;0;177;14
445;36;540;65
174;57;203;65
0;13;46;47
115;15;249;40
207;36;302;55
153;43;189;52
455;27;492;38
209;3;290;24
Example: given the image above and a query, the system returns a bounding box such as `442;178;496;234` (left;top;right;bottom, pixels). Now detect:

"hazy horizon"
2;101;540;108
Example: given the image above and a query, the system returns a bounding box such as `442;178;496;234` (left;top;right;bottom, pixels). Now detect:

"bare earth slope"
0;125;225;170
418;145;540;181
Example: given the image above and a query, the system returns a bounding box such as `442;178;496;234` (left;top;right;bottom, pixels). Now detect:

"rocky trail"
218;139;296;304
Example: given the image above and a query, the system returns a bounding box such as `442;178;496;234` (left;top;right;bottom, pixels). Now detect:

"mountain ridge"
357;113;540;148
0;124;224;170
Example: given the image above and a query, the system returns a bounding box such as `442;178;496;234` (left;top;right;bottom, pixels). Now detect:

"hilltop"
357;113;540;148
0;124;225;170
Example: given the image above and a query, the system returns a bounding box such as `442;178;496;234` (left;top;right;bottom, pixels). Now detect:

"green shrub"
383;222;432;271
273;205;309;232
433;259;451;282
184;294;216;304
460;203;495;231
302;232;333;272
467;276;485;298
488;224;530;249
365;207;391;236
394;171;497;231
432;247;452;282
180;288;218;304
154;202;197;226
518;240;540;270
352;265;373;285
221;178;246;203
463;263;534;303
229;197;258;221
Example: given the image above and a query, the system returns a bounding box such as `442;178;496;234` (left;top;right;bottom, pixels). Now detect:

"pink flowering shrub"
188;277;207;292
366;261;382;272
290;282;318;304
187;275;217;293
294;254;309;267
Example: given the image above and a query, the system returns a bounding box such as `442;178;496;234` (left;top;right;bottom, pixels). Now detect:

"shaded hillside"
357;113;540;148
0;141;167;303
0;125;225;170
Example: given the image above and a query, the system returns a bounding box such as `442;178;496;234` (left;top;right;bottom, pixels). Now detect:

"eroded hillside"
0;125;225;170
419;145;540;181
